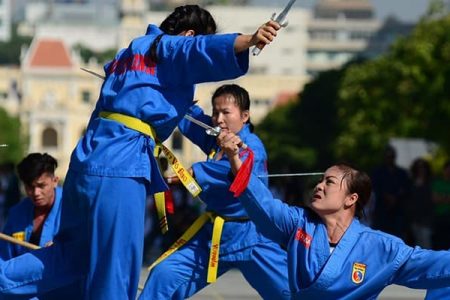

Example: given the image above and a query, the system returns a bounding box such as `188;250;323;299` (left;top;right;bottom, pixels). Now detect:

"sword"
80;67;105;80
184;115;221;137
252;0;297;56
184;115;248;149
258;172;324;178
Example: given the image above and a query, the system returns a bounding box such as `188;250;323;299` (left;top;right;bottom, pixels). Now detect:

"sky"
369;0;432;22
255;0;433;23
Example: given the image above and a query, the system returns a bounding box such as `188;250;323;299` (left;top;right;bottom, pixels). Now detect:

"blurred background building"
0;0;420;178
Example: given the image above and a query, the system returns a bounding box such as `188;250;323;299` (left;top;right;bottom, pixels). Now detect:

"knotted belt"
99;111;202;233
147;211;249;282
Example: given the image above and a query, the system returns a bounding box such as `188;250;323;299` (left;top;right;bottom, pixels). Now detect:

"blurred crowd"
369;146;442;250
0;162;21;230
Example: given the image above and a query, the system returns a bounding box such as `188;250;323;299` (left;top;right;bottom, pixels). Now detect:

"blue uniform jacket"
0;187;63;259
178;105;275;259
70;24;249;195
201;170;450;299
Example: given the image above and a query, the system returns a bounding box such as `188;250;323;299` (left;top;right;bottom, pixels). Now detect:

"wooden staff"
0;232;40;250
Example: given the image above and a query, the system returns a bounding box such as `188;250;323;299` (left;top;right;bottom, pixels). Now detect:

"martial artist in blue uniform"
0;6;281;299
140;84;290;299
0;153;80;300
209;132;450;299
0;187;79;300
0;187;63;259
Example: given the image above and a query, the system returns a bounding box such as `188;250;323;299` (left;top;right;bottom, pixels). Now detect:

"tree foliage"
0;108;25;164
258;14;450;171
73;44;117;65
337;15;450;168
257;100;316;172
0;24;32;65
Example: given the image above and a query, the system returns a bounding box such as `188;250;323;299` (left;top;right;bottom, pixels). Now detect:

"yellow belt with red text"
99;111;202;233
147;212;249;283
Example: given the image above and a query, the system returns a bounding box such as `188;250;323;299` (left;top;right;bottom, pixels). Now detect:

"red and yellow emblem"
351;262;366;284
12;231;25;241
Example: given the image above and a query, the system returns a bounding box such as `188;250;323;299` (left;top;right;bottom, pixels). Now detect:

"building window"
82;90;91;103
42;127;58;147
171;131;183;151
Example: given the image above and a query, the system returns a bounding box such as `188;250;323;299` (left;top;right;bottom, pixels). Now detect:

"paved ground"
139;268;426;299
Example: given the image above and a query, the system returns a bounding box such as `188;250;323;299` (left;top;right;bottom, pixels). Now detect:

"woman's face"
309;166;357;217
212;94;249;134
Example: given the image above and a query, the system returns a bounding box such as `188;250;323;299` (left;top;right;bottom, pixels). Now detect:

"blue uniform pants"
139;235;290;299
0;170;147;300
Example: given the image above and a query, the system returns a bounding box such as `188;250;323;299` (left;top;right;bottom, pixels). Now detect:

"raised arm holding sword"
252;0;297;55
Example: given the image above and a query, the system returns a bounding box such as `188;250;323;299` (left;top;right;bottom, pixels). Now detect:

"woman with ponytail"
140;84;290;299
0;5;281;300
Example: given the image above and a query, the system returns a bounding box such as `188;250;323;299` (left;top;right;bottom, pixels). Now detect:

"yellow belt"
147;212;249;283
99;111;156;139
99;111;202;233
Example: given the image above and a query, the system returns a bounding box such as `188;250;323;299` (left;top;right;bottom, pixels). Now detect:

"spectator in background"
0;162;21;230
371;145;411;240
406;158;433;248
0;153;79;299
431;161;450;250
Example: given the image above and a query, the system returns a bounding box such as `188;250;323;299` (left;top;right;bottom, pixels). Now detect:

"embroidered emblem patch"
12;231;25;241
295;228;312;248
352;262;366;284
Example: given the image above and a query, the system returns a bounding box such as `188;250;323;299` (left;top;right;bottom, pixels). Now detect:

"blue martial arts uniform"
199;169;450;299
426;287;450;299
139;105;290;299
425;257;450;300
0;24;249;299
0;187;63;259
0;187;80;300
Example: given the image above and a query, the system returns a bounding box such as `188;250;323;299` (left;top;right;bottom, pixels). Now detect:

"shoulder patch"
295;228;312;248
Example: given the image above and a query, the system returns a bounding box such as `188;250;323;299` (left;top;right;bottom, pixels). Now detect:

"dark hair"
17;153;57;186
149;5;217;62
410;158;432;182
334;164;372;219
444;160;450;170
211;84;254;132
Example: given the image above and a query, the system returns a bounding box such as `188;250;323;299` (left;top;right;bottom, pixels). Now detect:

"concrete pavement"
139;268;426;299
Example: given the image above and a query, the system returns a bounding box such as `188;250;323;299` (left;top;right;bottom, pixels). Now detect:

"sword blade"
183;115;248;149
183;115;222;137
184;115;214;131
80;67;105;80
274;0;297;23
259;172;324;178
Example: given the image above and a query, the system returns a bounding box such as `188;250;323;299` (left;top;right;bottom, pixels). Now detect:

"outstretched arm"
394;247;450;289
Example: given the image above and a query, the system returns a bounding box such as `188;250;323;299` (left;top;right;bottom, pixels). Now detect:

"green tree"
259;14;450;171
257;99;317;172
337;15;450;169
0;108;25;164
73;44;117;65
0;24;32;65
257;67;353;172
